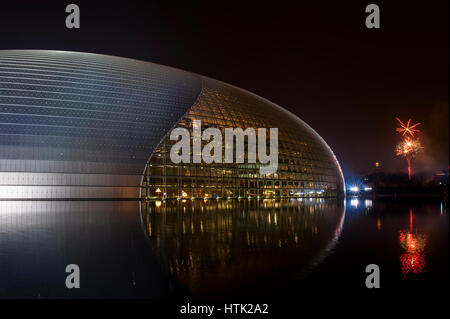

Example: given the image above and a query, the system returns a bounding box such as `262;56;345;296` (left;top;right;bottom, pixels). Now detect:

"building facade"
0;50;344;199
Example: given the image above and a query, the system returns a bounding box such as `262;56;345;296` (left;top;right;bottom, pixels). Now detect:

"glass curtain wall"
142;78;344;200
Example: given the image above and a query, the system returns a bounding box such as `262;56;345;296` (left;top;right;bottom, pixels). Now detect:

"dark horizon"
1;1;448;177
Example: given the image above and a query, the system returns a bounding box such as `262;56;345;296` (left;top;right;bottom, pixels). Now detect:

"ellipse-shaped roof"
0;50;344;199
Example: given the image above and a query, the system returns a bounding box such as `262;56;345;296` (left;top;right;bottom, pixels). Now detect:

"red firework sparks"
396;117;421;137
395;137;422;157
395;117;423;180
395;138;422;180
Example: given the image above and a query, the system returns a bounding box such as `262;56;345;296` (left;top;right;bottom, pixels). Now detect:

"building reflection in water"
399;208;427;279
140;198;345;297
0;201;173;298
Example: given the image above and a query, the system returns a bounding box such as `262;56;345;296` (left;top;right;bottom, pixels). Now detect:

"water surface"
0;198;447;298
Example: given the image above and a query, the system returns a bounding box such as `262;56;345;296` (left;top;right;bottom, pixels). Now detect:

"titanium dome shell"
0;50;344;199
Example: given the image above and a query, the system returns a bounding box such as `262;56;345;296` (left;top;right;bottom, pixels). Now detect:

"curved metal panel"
0;50;202;199
0;50;344;200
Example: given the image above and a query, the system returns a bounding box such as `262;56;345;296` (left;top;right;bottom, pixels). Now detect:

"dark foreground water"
0;198;447;298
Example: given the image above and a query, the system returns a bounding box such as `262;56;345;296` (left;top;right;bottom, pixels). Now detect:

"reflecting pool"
0;198;447;298
140;198;345;297
141;198;448;297
304;198;448;291
0;201;172;298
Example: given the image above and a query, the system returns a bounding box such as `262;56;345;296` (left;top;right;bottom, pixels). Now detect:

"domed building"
0;50;344;199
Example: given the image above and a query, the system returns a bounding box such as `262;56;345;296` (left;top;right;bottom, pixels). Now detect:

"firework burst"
396;117;421;137
395;137;422;158
395;118;423;180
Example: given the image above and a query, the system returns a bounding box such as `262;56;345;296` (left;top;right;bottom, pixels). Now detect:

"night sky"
1;1;448;177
